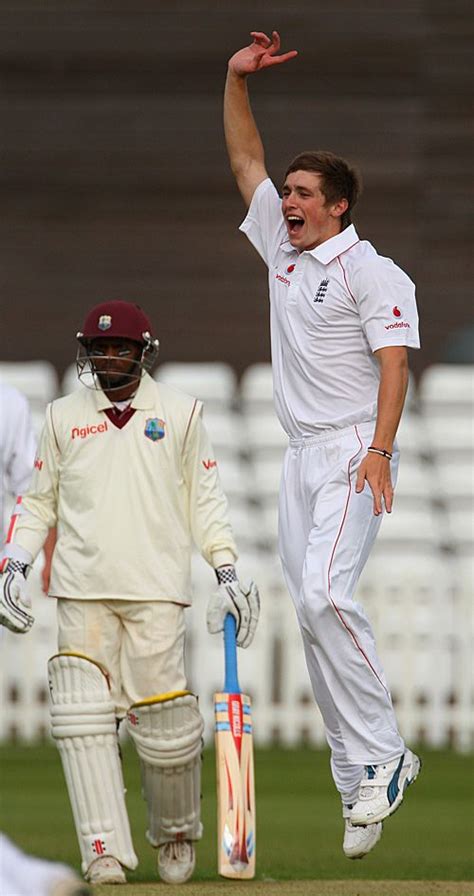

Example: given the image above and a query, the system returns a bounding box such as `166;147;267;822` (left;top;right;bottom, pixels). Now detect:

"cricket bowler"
224;30;421;859
0;299;259;885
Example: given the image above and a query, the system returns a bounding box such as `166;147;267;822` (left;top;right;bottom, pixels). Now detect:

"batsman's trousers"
278;421;405;806
57;598;187;717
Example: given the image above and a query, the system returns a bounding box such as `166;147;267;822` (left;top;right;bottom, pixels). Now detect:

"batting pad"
48;652;138;874
127;691;204;846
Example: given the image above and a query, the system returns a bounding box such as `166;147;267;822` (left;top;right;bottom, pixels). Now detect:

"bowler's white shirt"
8;373;236;603
240;178;420;437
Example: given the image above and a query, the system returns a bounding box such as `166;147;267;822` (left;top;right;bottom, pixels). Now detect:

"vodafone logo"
287;264;295;273
392;306;402;318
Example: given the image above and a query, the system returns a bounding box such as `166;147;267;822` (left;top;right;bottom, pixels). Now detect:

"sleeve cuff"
211;548;237;569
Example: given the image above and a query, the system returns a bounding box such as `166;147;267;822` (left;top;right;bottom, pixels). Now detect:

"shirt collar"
93;371;156;412
280;223;359;264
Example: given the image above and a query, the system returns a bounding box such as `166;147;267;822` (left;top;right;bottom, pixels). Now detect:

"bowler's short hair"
284;150;362;228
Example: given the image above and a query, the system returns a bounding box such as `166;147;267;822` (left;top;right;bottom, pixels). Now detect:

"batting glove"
206;565;260;649
0;559;34;634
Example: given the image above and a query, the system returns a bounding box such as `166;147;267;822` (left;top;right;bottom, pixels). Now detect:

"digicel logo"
71;421;108;440
393;306;402;317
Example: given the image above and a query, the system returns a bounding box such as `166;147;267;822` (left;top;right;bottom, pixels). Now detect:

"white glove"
207;565;260;649
0;559;34;634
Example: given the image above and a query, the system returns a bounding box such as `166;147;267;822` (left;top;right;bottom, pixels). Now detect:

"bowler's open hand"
229;30;297;77
356;453;394;516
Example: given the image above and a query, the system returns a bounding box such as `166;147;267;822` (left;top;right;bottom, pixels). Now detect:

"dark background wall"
1;1;472;379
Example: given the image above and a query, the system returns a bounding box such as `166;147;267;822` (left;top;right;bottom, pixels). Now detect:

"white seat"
436;461;474;510
373;505;445;552
445;509;474;555
155;362;237;411
0;361;58;413
395;413;429;460
201;410;242;460
250;457;282;501
61;361;85;395
423;416;474;462
240;363;274;414
394;459;435;507
215;456;252;502
226;501;266;552
419;364;474;417
245;412;288;459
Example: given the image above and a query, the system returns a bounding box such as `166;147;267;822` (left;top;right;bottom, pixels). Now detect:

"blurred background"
1;1;473;753
1;0;472;374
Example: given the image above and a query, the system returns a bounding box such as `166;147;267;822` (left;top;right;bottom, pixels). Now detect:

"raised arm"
224;31;297;207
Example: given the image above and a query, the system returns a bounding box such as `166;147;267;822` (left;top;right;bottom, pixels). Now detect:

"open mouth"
286;215;305;237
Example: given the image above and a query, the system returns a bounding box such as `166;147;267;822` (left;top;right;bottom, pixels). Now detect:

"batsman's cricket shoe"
85;855;126;884
158;840;195;884
343;812;383;859
351;748;421;825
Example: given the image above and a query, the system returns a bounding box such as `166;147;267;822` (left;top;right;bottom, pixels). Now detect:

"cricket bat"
214;613;256;879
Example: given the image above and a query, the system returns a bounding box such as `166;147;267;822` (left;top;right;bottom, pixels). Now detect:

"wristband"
368;446;392;460
215;565;237;585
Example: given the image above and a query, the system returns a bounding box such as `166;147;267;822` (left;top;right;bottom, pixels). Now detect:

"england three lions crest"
144;417;166;441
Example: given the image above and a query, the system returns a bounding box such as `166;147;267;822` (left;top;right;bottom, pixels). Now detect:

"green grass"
0;744;472;883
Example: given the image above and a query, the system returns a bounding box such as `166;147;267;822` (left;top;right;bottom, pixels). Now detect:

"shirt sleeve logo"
144;417;166;441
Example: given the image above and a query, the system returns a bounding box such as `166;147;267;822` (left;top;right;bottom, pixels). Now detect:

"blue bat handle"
223;614;240;694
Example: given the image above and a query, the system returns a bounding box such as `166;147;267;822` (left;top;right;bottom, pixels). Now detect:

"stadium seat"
155;362;238;411
244;412;288;460
373;505;445;553
423;416;474;462
436;461;474;511
250;457;282;501
0;361;58;412
419;364;474;418
61;361;84;394
394;458;436;508
445;509;474;556
215;456;253;502
395;412;429;460
201;409;242;460
240;363;274;414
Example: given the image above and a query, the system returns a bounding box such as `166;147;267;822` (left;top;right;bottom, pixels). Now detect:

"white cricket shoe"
351;749;421;825
85;856;126;884
158;840;195;884
343;817;383;859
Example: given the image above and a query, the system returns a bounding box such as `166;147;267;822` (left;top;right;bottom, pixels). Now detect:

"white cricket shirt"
0;382;36;537
8;373;237;602
240;178;420;437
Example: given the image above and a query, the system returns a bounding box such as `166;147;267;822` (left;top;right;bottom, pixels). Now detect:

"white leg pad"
127;691;204;846
48;653;138;874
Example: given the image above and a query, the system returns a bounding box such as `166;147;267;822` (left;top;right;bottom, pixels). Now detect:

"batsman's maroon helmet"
76;300;160;388
77;300;155;346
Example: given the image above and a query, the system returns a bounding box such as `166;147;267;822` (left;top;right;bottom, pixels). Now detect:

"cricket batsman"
0;299;259;886
224;30;421;859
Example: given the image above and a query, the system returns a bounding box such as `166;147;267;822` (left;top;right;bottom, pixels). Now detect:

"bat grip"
223;614;240;694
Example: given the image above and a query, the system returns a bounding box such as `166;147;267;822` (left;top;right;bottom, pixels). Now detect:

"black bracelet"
368;446;393;460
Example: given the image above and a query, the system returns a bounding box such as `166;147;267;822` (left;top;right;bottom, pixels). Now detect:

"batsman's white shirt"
240;178;420;437
9;373;236;602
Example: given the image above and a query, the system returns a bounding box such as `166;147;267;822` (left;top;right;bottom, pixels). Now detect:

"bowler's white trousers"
278;421;405;806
